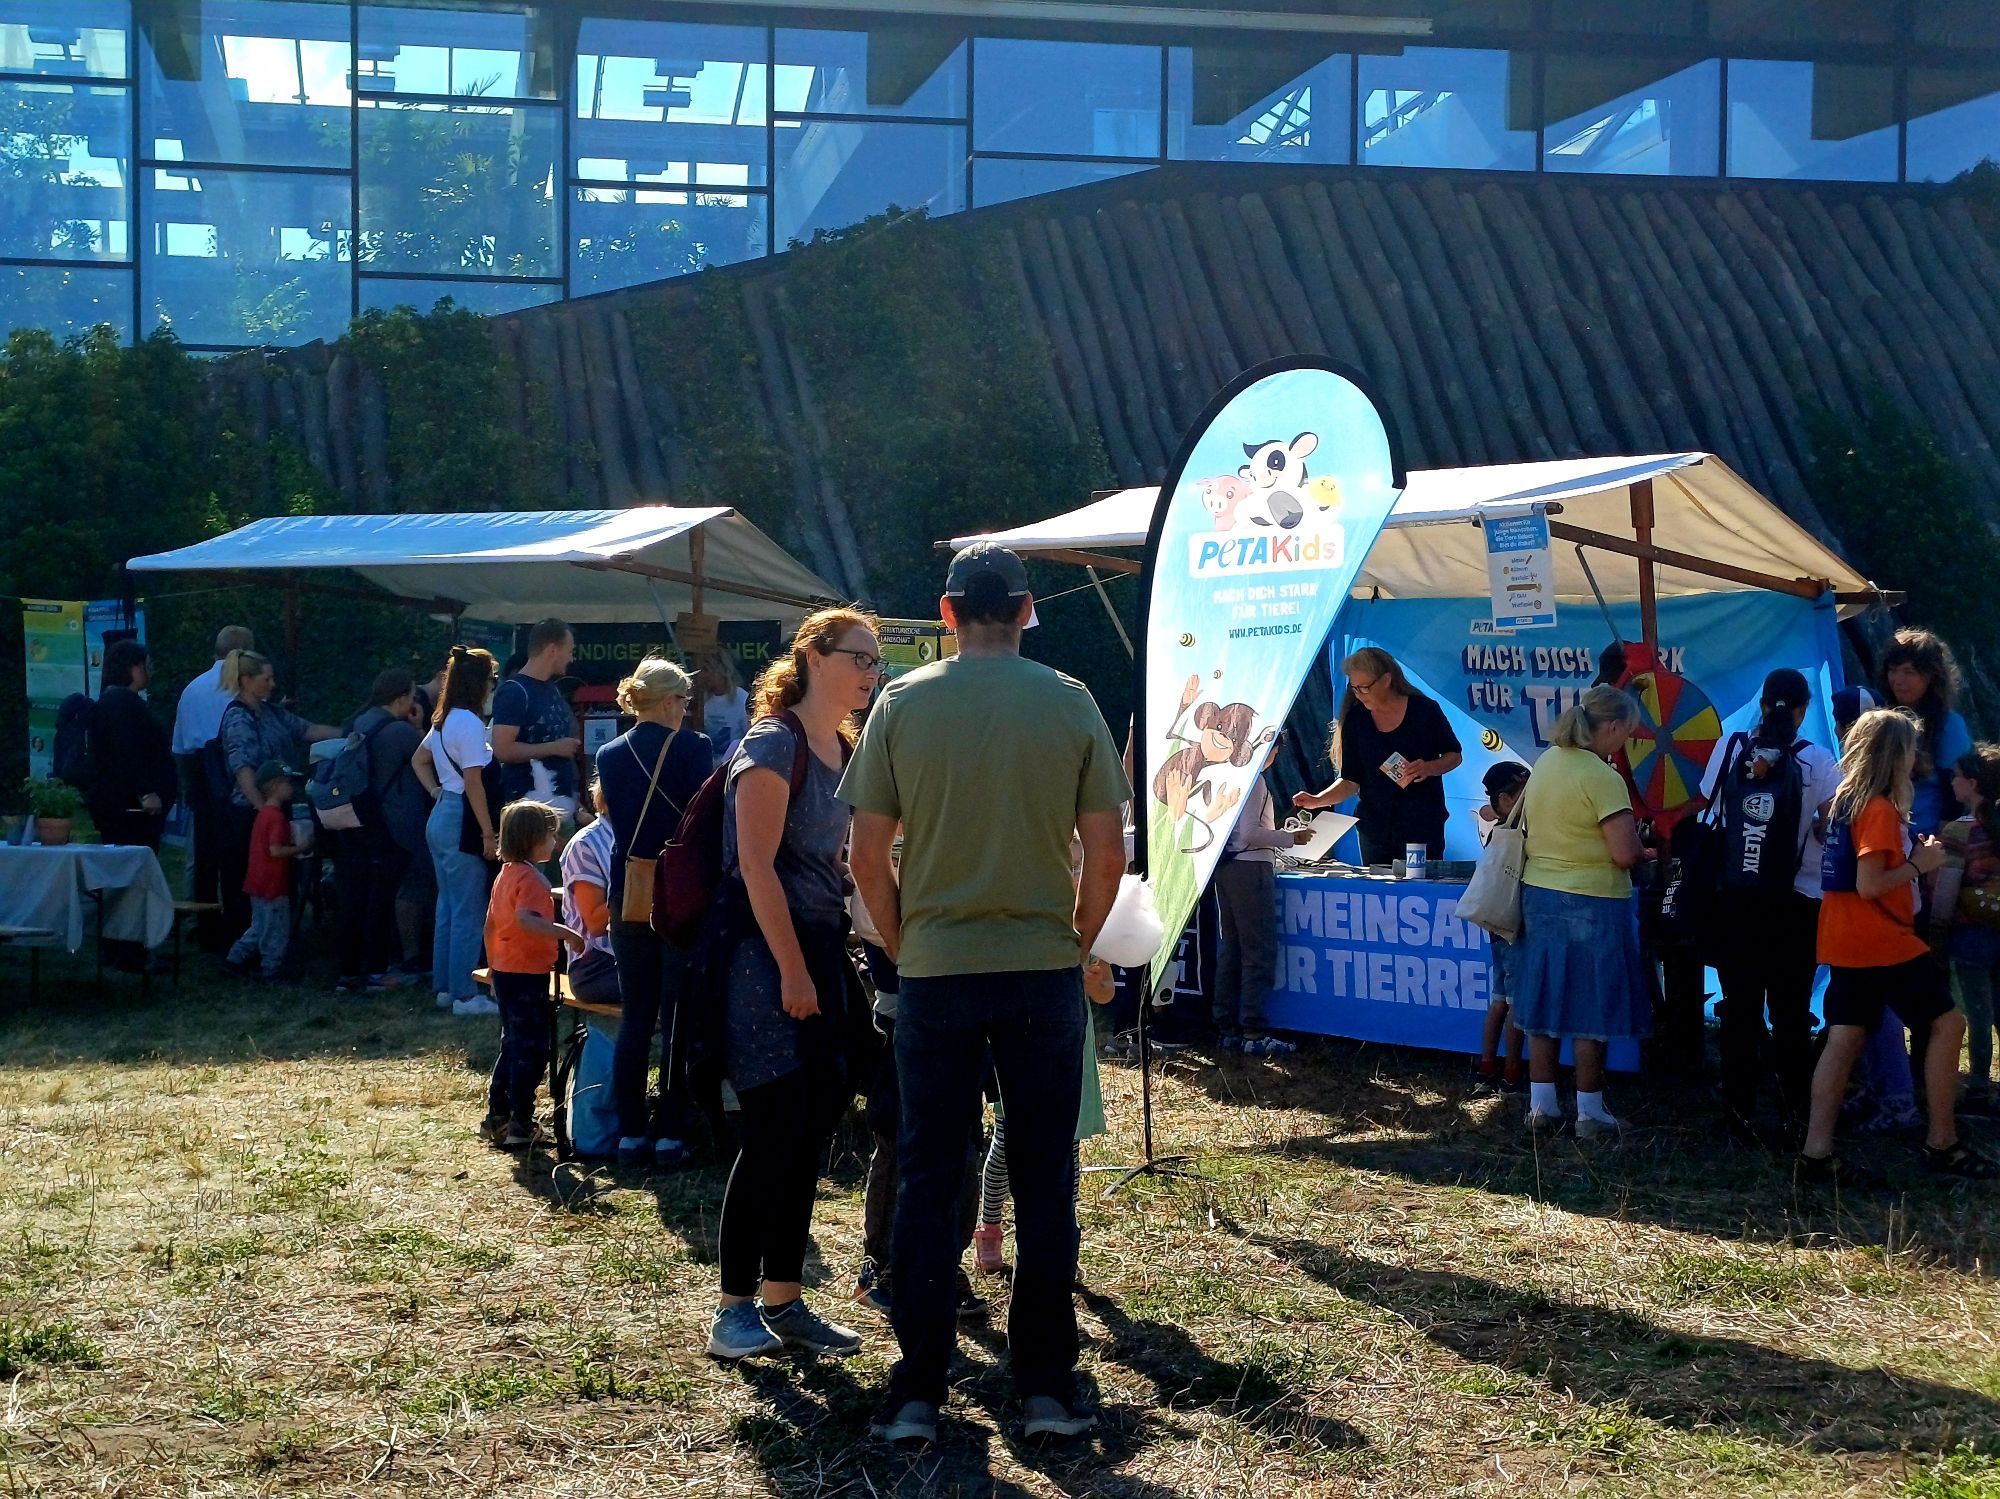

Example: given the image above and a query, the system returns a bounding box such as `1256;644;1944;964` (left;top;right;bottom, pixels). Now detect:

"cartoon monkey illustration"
1237;432;1319;531
1154;673;1277;853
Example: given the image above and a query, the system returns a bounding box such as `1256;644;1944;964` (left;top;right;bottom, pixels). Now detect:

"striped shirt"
558;816;617;958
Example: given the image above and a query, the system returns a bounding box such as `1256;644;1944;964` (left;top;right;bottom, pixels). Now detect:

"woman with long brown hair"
707;606;882;1362
1293;646;1463;864
412;646;499;1016
216;648;340;943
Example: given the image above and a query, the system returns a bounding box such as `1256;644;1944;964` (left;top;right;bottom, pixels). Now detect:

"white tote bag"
1457;798;1527;941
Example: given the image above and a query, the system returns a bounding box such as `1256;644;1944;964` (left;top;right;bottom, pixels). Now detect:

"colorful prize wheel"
1619;668;1723;818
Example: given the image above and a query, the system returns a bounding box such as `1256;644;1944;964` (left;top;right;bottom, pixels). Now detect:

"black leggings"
718;1063;847;1299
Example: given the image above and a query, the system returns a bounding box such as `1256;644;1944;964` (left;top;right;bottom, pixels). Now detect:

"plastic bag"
1091;873;1165;967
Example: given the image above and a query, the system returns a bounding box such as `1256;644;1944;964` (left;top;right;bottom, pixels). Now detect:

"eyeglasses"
828;648;883;674
1350;673;1387;695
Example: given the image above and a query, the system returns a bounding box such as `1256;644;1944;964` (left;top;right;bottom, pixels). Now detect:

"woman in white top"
412;646;499;1015
698;652;752;770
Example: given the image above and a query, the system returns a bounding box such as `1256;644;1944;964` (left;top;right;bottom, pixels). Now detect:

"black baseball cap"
1762;667;1811;710
1481;761;1530;797
944;542;1031;600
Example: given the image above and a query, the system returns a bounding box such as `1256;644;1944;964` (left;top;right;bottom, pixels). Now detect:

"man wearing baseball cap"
841;542;1129;1446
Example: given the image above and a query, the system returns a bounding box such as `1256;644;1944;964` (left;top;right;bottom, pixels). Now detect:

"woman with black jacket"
90;640;178;971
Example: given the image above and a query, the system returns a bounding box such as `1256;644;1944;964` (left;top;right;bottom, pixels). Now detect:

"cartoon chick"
1306;474;1343;514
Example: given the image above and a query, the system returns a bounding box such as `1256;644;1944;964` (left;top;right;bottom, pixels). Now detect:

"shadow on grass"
1247;1230;2000;1455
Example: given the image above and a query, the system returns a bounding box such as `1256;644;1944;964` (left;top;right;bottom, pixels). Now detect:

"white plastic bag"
1091;873;1166;967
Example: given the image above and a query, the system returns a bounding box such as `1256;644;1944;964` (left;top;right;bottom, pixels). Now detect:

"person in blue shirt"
1881;628;1973;837
491;619;583;819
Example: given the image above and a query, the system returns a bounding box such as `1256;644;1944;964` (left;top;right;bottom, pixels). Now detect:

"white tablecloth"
0;845;176;951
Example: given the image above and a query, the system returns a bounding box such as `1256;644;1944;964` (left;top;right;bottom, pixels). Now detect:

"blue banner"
1139;360;1404;986
1331;592;1845;860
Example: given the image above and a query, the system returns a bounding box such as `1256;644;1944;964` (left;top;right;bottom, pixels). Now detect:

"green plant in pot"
22;777;81;844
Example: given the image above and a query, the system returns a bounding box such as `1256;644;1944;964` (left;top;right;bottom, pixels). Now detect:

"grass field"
2;944;1999;1497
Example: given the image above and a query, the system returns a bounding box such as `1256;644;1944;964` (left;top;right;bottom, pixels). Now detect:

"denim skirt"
1511;883;1652;1043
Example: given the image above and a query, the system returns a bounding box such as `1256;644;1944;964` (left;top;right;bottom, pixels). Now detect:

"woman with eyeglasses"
1293;646;1463;865
707;607;883;1363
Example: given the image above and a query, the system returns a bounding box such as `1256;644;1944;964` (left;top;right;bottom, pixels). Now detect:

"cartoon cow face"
1198;475;1257;531
1239;432;1319;491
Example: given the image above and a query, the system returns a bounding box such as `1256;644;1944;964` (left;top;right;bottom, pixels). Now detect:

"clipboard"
1288;810;1357;862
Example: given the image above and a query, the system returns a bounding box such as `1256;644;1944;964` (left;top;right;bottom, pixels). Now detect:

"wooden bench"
470;966;622;1019
472;965;622;1161
0;925;55;1000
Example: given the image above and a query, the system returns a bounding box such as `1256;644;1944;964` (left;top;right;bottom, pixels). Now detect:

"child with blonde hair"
479;800;584;1150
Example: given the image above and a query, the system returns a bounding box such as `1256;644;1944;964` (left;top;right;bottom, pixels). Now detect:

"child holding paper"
1214;737;1312;1056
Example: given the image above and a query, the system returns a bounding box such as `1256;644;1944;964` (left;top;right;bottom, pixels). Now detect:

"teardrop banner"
1137;358;1405;990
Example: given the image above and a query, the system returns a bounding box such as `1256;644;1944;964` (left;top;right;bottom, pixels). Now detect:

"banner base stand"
1085;990;1206;1198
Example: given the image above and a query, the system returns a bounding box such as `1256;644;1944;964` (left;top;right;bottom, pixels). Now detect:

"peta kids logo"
1186;430;1346;576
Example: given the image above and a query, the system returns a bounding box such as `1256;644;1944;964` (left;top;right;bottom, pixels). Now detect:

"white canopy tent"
950;453;1889;631
126;507;842;627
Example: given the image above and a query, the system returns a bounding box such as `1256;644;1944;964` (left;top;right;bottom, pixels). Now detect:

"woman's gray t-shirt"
720;716;852;1092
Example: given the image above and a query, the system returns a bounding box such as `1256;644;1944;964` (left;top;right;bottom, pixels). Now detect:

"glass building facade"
2;0;1997;351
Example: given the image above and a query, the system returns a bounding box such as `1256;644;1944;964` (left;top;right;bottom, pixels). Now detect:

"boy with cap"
1474;761;1531;1092
1700;668;1842;1134
842;543;1128;1446
224;760;299;979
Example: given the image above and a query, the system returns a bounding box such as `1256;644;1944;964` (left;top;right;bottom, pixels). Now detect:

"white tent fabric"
126;507;841;625
952;453;1878;614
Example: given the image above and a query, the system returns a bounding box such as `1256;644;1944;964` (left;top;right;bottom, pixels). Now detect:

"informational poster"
1138;358;1404;989
1483;508;1557;630
22;599;86;778
878;620;956;681
544;621;782;688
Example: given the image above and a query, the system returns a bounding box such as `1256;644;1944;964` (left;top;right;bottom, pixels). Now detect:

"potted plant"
23;777;81;845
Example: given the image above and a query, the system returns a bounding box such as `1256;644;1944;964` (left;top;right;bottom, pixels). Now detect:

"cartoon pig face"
1199;475;1256;530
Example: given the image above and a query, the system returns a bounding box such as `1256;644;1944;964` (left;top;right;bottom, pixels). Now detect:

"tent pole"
1630;479;1659;651
690;526;706;620
1087;566;1134;659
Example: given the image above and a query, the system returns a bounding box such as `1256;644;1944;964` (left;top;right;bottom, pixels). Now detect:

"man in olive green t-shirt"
841;543;1128;1444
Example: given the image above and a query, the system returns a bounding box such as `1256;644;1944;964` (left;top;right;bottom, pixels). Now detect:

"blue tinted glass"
1169;45;1349;165
1360;47;1534;171
572;184;765;292
1543;55;1718;175
971;156;1150;208
358;100;559;275
0;262;131;342
973;38;1160;158
775;120;963;247
1726;60;1896;182
1917;1;1995;47
143;165;349;345
574;19;766;188
1908;69;2000;183
774;26;966;118
359;275;558;316
356;4;556;100
0;81;130;259
0;2;128;79
142;1;350;168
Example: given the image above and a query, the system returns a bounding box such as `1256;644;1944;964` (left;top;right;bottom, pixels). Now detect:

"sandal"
1794;1153;1884;1191
1922;1141;1999;1180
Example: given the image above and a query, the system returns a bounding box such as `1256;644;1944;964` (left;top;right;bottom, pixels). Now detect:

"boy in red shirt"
224;760;298;979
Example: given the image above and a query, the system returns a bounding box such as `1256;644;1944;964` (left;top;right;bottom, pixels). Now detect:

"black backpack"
1717;736;1809;892
53;693;97;791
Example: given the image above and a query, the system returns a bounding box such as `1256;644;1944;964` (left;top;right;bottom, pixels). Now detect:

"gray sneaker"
870;1397;939;1444
707;1301;782;1361
762;1296;862;1357
1022;1393;1098;1439
1574;1113;1625;1141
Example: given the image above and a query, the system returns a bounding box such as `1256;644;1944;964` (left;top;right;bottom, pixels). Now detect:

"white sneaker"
452;996;499;1017
1525;1109;1565;1135
435;990;454;1010
1575;1113;1624;1141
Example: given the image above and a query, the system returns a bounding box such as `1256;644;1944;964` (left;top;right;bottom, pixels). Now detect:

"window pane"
572;184;764;292
1327;0;1530;29
359;275;557;315
142;0;350;169
1543;55;1718;175
0;262;130;342
1917;1;1999;48
574;19;766;189
1710;0;1893;45
356;3;557;101
1726;60;1897;182
144;165;349;345
775;26;965;119
1359;46;1534;171
971;156;1150;208
775;119;962;248
1908;68;2000;184
1169;43;1349;165
973;38;1160;158
1550;0;1697;35
359;99;558;275
0;81;130;259
0;1;128;79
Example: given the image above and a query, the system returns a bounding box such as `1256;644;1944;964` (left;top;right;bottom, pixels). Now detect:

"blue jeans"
611;921;689;1141
891;967;1084;1407
427;793;489;1003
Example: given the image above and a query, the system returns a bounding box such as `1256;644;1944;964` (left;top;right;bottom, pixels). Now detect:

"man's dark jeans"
890;966;1083;1407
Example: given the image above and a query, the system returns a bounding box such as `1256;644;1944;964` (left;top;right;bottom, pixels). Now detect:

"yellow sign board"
877;620;956;681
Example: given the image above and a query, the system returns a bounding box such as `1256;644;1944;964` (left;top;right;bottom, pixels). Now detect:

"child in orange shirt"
480;800;583;1149
1800;710;1992;1182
